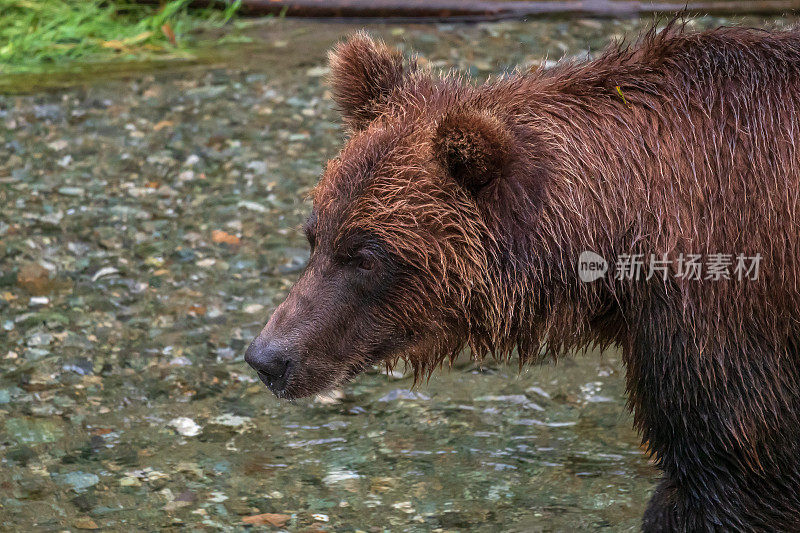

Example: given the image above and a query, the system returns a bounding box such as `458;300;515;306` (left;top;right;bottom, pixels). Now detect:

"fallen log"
196;0;800;21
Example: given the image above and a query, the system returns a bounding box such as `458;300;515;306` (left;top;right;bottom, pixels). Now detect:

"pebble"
91;267;119;282
237;200;268;213
377;389;430;402
323;468;361;484
58;187;84;196
243;303;264;314
73;517;99;530
119;476;142;487
62;472;100;491
315;389;345;405
47;140;68;151
168;417;201;437
4;418;63;444
209;413;252;428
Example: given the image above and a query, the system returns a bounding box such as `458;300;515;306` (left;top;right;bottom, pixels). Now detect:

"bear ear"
433;108;513;196
328;32;414;130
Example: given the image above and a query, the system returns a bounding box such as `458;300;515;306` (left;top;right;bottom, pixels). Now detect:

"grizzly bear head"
245;33;547;398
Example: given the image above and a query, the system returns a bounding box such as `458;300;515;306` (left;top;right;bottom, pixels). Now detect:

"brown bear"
245;23;800;531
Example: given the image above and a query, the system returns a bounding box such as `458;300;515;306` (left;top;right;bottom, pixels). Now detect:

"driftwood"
190;0;800;21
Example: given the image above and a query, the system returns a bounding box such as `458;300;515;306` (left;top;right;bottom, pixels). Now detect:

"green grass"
0;0;242;72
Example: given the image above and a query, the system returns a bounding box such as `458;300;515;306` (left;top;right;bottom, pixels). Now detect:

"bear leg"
642;480;679;532
627;302;800;531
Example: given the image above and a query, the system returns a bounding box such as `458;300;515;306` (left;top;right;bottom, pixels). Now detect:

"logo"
578;251;608;283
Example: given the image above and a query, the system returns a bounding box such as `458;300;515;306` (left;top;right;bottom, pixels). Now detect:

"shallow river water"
1;14;793;532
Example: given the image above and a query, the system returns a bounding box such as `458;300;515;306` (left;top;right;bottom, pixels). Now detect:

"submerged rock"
4;418;64;444
61;472;100;492
168;417;202;437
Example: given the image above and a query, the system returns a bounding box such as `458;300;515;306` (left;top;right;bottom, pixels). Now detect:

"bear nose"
244;339;294;394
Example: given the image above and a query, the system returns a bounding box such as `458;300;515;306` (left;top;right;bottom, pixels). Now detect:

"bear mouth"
257;334;420;401
256;368;294;398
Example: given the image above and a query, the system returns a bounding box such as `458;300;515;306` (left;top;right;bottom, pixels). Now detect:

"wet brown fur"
256;22;800;530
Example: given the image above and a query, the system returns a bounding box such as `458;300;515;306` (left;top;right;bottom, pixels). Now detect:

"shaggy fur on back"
470;25;800;530
250;22;800;531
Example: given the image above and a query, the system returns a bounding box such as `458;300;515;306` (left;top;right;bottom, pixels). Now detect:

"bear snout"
244;337;295;396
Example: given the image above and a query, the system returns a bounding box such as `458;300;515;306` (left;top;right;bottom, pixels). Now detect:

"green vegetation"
0;1;242;72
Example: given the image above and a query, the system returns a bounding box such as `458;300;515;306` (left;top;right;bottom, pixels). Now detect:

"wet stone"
377;389;430;402
4;418;64;444
0;388;12;403
60;472;100;492
14;476;53;500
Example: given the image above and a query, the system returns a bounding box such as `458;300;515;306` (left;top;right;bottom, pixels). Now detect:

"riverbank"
4;0;800;91
0;0;242;75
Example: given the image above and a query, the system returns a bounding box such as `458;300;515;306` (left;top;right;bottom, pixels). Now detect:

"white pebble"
169;417;201;437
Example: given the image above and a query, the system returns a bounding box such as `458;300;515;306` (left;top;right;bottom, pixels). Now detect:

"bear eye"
352;251;376;272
